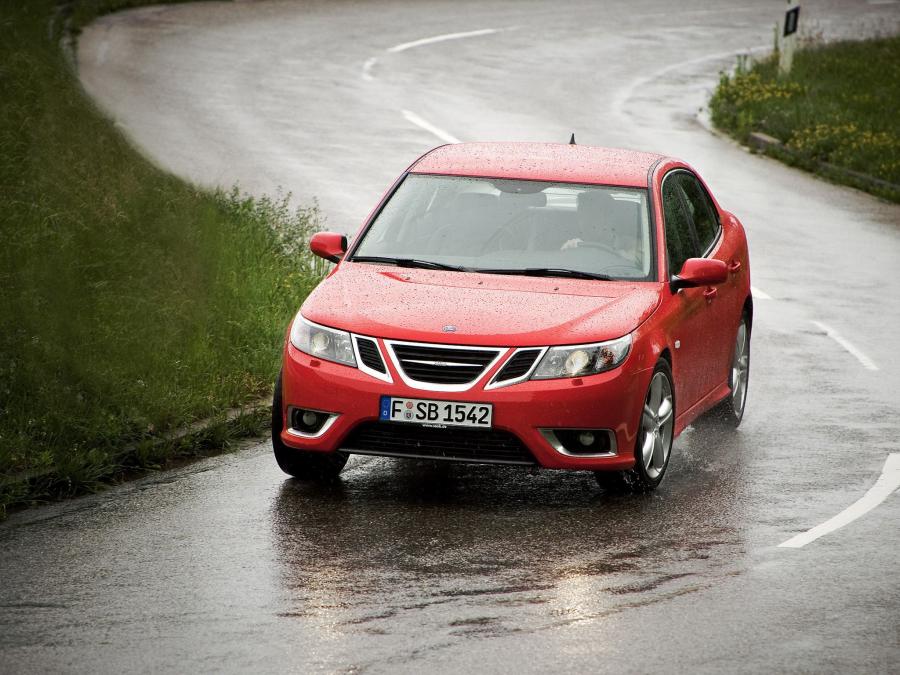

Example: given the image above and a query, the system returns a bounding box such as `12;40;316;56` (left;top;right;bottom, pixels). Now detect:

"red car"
273;142;751;490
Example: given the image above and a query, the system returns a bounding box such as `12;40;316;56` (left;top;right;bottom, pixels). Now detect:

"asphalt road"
3;1;900;672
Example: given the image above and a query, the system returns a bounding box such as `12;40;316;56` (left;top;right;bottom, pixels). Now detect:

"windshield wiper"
474;267;614;281
351;256;469;272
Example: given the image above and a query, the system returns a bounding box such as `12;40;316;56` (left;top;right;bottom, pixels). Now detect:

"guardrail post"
779;0;800;76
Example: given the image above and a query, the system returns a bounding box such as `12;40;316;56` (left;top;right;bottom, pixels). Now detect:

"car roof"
409;142;663;188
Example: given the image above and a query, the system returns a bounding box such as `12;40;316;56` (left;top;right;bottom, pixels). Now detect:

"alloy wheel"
640;371;674;479
731;320;749;416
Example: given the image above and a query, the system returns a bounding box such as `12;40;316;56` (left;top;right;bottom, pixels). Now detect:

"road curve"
2;1;900;672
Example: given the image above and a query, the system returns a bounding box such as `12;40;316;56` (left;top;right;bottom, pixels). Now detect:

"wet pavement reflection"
270;427;750;642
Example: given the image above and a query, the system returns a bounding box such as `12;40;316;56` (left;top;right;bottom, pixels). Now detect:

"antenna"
569;133;576;145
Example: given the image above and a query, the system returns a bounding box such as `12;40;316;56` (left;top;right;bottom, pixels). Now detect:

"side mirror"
670;258;728;292
310;232;347;263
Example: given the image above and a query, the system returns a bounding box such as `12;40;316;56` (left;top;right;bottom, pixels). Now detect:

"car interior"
357;175;653;279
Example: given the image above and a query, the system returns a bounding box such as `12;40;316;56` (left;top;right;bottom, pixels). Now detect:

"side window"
662;178;696;276
676;173;720;254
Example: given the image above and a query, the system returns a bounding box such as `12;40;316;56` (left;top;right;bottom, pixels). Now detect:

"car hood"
300;262;663;346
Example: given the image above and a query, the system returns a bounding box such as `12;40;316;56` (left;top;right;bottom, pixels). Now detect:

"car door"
673;172;741;399
661;173;709;412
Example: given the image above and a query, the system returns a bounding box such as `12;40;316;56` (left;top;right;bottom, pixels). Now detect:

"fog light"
290;407;330;435
546;429;615;456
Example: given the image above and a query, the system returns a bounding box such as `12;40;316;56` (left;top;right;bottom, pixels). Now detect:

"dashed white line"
363;28;508;80
367;27;510;137
779;453;900;548
386;28;502;54
750;286;771;300
811;320;879;371
401;109;460;144
362;57;377;82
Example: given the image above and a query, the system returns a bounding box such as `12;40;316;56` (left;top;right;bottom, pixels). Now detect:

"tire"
595;359;675;492
704;312;750;428
272;372;348;481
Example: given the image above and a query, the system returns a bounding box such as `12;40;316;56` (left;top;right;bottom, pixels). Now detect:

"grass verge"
0;0;324;516
709;35;900;202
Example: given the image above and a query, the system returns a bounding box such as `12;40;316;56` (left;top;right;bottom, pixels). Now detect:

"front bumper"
280;341;651;470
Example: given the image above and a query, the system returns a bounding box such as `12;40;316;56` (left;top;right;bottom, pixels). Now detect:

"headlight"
531;334;632;379
290;313;357;367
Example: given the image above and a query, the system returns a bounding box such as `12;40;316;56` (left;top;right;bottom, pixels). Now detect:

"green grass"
0;0;324;514
709;35;900;201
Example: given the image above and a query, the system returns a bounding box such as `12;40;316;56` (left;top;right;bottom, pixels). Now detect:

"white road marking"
779;453;900;548
363;28;507;80
811;320;879;371
362;57;377;82
750;286;771;300
867;0;899;5
387;28;502;54
612;45;769;120
401;109;460;144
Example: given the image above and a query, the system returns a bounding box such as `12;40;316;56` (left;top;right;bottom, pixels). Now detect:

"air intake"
341;422;536;465
493;348;542;383
355;337;386;373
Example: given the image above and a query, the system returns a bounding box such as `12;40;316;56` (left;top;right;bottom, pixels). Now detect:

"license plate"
379;396;493;428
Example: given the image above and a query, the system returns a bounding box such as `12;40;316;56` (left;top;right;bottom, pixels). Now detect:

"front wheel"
272;372;347;481
596;360;675;492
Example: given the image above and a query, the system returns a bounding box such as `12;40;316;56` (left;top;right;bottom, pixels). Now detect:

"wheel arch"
659;346;672;367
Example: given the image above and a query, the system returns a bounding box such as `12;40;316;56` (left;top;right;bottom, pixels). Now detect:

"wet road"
3;0;900;672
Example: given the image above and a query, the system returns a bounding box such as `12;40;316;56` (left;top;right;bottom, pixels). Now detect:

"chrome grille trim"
352;335;392;383
385;339;507;392
403;359;475;367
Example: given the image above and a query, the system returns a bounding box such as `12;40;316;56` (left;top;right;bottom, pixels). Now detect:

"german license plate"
379;396;493;428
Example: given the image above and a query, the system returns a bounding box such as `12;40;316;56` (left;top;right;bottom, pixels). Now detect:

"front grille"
390;343;500;385
342;422;536;465
493;348;542;383
356;337;386;373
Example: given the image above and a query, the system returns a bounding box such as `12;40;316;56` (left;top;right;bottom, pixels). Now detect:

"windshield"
351;174;654;281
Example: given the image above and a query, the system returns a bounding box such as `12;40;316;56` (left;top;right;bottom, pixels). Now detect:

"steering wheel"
480;211;534;251
569;240;620;257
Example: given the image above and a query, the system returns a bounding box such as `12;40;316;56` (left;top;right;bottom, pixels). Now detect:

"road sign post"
779;0;800;76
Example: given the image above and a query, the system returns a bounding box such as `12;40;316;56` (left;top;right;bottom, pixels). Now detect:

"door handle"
703;287;717;302
728;260;742;273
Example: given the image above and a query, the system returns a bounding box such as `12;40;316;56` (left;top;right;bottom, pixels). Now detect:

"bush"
709;36;900;199
0;1;324;513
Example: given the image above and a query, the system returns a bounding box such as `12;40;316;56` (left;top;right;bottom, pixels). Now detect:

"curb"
747;131;900;196
0;396;272;516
